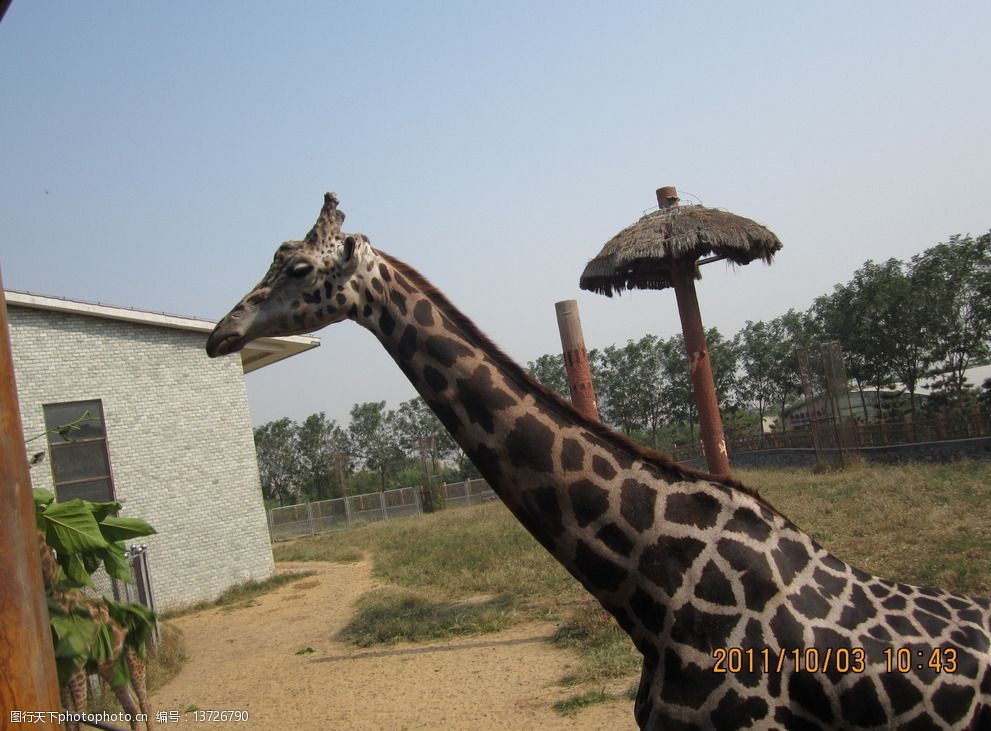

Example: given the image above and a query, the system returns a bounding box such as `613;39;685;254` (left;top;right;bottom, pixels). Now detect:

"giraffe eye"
289;262;313;278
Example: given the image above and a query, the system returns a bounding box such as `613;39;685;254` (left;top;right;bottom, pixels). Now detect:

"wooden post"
658;188;732;477
0;275;63;729
554;299;600;422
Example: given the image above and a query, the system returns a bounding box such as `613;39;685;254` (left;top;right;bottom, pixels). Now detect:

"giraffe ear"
343;235;357;262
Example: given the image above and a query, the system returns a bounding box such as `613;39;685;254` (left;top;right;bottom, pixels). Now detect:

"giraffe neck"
353;251;737;598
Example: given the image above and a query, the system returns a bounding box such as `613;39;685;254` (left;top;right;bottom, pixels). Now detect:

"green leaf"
99;516;156;542
99;543;135;583
33;488;55;530
49;609;97;659
106;599;157;656
61;553;93;588
43;500;109;554
88;500;123;523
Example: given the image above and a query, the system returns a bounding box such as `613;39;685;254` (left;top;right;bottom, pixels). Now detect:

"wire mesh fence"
267;478;496;542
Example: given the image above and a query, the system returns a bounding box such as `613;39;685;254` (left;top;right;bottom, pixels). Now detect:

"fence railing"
268;478;497;542
673;409;991;462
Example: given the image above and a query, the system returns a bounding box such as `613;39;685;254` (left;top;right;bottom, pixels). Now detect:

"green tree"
911;232;991;405
736;319;787;431
526;353;570;399
347;401;405;492
253;418;301;506
297;412;349;500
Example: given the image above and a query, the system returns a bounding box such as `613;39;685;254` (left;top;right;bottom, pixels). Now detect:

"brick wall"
8;305;274;611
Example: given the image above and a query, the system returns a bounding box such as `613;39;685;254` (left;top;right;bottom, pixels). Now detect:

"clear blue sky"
2;2;989;428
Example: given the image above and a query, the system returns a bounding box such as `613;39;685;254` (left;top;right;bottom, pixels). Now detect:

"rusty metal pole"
658;188;732;477
0;273;63;728
554;300;600;422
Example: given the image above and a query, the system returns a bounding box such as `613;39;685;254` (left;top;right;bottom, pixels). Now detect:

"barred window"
43;399;116;503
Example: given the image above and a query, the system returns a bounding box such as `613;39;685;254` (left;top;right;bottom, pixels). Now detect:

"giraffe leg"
98;664;141;730
62;668;87;731
124;646;155;730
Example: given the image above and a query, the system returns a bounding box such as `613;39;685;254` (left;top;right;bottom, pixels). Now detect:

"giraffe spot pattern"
346;304;358;319
591;455;616;480
378;263;391;282
639;535;705;597
840;677;888;726
771;537;810;586
456;365;516;435
880;670;924;715
664;490;721;529
423;365;448;394
769;604;805;646
505;414;554;473
335;293;347;306
397;325;417;362
724;507;772;542
393;271;414;293
519;487;564;541
882;594;907;611
413;299;434;326
390;289;408;315
709;689;769;729
772;708;826;731
379;308;396;336
630;587;666;633
789;585;833;620
659;648;724;710
837;584;877;629
912;609;950;638
916;596;951;619
560;438;584;471
425;335;473;367
324;281;335;299
788;671;834;724
717;538;778;612
362;304;373;318
812;567;847;598
671;603;738;653
568;479;609;527
371;277;384;294
695;560;736;606
595;523;634;557
466;442;500;483
620;479;656;533
886;613;922;638
574;539;628;593
303;288;322;304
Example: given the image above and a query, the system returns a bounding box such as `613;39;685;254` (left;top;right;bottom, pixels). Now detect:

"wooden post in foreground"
0;273;63;729
555;299;600;422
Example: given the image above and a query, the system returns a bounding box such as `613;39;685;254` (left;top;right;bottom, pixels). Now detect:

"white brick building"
5;290;318;611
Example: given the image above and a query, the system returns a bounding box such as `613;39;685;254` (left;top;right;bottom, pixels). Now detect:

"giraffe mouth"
205;329;246;358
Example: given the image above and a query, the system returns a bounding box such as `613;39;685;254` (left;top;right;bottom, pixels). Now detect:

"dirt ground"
151;560;636;730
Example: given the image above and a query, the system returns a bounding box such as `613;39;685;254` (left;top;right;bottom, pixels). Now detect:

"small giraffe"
39;533;154;731
207;193;991;729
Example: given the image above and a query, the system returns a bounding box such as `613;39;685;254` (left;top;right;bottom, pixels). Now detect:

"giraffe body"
207;193;991;729
39;534;154;731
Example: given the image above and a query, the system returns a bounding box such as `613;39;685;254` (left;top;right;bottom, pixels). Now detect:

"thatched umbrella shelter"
580;186;782;476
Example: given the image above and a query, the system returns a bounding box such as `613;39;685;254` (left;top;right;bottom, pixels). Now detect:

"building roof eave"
3;289;319;373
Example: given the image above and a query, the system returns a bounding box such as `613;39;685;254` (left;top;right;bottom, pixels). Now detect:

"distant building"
6;290;318;611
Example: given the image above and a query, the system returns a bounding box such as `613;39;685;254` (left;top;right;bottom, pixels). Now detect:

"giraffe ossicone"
207;193;991;729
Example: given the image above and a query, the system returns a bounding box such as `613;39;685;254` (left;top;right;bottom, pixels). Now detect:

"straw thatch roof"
579;204;782;296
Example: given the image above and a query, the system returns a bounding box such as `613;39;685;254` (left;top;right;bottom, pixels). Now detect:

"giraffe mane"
378;250;761;499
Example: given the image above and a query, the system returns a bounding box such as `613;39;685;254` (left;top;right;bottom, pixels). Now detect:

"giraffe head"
206;192;372;357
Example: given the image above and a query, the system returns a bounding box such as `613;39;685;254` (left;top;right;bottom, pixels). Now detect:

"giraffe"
206;193;991;729
39;533;154;731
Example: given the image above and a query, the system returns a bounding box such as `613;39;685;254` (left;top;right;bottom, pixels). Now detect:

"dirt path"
151;560;635;730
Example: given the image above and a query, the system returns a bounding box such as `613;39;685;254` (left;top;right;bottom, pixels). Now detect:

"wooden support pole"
554;299;600;422
0;273;63;729
657;187;731;477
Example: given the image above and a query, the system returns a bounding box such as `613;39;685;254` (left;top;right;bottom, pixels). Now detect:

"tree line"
256;231;990;505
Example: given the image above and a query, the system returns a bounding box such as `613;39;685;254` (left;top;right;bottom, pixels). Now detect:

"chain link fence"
268;478;497;542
